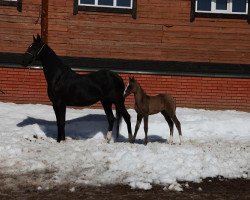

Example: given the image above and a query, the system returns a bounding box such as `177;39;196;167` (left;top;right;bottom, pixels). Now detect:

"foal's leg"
161;111;174;144
101;101;115;143
143;116;148;145
132;114;143;143
116;102;133;143
53;104;66;143
171;114;183;145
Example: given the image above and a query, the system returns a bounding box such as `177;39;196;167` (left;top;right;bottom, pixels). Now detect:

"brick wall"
0;0;41;53
1;0;250;111
1;67;249;111
47;0;250;64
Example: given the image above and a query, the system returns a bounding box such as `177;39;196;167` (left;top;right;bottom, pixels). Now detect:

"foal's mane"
135;80;147;96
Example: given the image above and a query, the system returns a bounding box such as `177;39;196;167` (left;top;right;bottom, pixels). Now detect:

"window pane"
197;0;212;11
117;0;131;7
80;0;95;5
232;0;247;12
98;0;113;6
216;0;227;10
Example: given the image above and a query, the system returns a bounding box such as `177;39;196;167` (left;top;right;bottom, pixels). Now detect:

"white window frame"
78;0;133;9
196;0;248;15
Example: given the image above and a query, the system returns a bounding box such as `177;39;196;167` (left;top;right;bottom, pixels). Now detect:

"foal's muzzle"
123;91;130;98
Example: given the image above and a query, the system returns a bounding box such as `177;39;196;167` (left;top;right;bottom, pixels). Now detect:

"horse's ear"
36;34;42;42
33;35;36;42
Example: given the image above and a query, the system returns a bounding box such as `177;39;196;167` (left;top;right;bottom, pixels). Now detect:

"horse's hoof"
105;131;112;142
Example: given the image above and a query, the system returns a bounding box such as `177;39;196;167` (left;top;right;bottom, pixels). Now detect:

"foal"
124;77;182;145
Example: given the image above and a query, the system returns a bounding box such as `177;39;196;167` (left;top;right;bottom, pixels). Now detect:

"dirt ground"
0;173;249;200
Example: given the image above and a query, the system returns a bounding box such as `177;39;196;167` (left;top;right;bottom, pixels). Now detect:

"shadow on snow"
17;114;122;142
17;114;167;143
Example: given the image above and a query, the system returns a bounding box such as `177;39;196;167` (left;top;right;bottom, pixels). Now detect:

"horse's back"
155;93;176;113
87;69;125;101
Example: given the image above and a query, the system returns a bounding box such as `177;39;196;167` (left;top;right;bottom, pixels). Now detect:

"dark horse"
22;35;132;143
124;77;182;145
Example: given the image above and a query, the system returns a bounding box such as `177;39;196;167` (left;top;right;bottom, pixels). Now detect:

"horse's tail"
115;106;122;139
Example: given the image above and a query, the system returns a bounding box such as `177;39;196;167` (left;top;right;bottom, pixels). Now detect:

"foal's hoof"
128;136;134;143
130;137;136;144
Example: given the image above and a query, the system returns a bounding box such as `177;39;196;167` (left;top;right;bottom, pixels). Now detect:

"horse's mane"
45;44;72;72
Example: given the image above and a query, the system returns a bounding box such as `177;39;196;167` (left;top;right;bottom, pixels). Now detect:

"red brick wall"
0;0;41;53
47;0;250;64
1;67;249;111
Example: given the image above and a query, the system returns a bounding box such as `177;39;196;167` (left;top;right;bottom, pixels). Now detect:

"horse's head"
123;77;138;97
22;34;45;67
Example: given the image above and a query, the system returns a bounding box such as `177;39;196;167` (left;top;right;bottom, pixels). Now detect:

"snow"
0;102;249;190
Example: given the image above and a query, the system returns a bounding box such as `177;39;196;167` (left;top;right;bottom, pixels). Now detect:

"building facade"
0;0;250;110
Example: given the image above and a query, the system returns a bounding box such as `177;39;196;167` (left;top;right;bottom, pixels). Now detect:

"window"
191;0;250;22
74;0;137;19
79;0;133;9
0;0;22;12
196;0;248;14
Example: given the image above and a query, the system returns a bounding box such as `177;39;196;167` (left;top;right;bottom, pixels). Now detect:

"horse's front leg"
143;116;148;145
132;114;143;143
53;104;66;143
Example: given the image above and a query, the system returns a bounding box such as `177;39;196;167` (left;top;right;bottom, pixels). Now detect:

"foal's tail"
115;107;122;139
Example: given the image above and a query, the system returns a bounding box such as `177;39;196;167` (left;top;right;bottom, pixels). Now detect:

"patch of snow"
168;183;183;192
0;102;249;190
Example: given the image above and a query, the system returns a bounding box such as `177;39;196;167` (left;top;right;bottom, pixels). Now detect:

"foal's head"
22;34;45;67
123;77;140;97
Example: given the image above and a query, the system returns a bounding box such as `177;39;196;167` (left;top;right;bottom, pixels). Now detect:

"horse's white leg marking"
169;135;173;145
179;135;183;145
123;82;129;96
106;131;112;143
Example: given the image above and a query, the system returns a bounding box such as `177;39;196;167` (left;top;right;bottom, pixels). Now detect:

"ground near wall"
0;173;249;200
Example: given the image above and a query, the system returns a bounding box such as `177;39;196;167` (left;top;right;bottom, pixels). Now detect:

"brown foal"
124;77;182;145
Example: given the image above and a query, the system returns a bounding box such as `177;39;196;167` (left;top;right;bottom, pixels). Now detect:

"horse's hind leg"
101;101;115;143
171;114;182;145
161;111;174;144
53;104;66;143
133;114;143;143
116;102;133;143
115;106;122;139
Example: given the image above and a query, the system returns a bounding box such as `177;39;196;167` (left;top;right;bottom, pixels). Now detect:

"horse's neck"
40;45;68;85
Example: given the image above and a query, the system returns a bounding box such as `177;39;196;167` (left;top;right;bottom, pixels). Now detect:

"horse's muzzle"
22;53;33;67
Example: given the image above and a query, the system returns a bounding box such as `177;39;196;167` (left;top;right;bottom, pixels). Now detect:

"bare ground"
0;173;249;200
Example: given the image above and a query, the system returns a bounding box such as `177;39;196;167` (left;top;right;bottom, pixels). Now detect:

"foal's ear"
33;35;36;42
